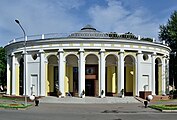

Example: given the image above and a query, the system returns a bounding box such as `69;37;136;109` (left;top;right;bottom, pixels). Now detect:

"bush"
169;90;177;99
169;90;177;95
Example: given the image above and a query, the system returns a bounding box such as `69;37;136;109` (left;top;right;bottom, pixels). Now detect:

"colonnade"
6;48;169;97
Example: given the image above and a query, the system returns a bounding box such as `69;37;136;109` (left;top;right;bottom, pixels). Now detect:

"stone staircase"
39;96;140;104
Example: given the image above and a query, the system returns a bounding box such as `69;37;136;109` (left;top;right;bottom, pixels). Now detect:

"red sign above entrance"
85;75;97;79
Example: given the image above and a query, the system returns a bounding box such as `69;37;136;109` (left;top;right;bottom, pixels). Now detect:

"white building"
5;25;170;98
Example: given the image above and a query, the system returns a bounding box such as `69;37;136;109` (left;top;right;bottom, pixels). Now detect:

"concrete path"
39;96;140;104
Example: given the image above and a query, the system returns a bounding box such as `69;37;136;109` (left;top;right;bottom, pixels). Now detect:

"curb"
148;106;177;113
162;110;177;113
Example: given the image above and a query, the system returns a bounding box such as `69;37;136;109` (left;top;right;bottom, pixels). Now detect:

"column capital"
138;50;142;54
58;48;64;53
22;50;27;55
79;48;84;52
11;52;15;56
119;49;124;54
136;50;142;56
152;52;157;56
39;49;45;53
100;49;105;53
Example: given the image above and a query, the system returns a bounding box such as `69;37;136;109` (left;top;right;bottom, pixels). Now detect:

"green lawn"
149;104;177;110
0;96;32;109
0;103;32;109
0;96;25;101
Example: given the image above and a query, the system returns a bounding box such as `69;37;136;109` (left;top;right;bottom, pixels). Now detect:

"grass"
0;96;32;109
0;97;25;101
149;104;177;110
0;103;32;109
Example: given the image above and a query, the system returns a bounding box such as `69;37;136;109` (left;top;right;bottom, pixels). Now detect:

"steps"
39;96;140;104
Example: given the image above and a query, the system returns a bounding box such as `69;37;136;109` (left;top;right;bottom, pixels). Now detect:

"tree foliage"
159;11;177;49
159;11;177;87
140;37;153;42
0;47;6;86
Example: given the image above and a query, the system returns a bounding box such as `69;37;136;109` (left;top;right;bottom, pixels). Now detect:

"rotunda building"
5;25;171;98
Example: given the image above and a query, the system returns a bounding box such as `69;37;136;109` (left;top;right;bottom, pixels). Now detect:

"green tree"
0;47;6;88
140;37;153;42
159;11;177;49
159;11;177;87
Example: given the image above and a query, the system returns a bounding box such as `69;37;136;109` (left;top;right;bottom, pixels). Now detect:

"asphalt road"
1;103;177;120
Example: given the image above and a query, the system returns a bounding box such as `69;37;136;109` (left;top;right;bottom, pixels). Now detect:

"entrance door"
31;75;38;96
85;80;94;96
85;65;98;96
54;66;58;93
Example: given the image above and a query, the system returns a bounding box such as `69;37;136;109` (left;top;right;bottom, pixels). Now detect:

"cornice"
5;38;171;55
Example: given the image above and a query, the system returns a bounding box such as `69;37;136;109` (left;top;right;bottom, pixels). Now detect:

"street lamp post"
15;19;27;106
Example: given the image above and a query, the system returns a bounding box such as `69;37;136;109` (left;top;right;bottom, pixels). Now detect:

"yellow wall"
64;76;69;93
15;65;19;95
133;64;136;96
107;66;116;93
65;64;68;93
45;63;49;96
126;65;133;92
68;66;73;92
65;65;73;93
159;65;162;94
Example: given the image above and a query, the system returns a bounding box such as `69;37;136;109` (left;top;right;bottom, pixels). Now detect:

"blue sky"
0;0;177;46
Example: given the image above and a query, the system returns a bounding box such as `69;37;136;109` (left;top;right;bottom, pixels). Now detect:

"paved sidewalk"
39;96;140;104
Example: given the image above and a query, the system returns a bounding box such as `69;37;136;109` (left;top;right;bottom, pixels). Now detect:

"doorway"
85;65;98;96
124;55;135;96
155;58;162;95
85;80;95;96
31;75;38;96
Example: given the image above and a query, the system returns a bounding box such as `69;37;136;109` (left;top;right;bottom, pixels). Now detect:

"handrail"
7;32;166;45
8;33;70;44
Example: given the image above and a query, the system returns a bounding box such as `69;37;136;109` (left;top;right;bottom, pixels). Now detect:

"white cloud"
88;0;160;39
0;0;85;46
0;0;175;46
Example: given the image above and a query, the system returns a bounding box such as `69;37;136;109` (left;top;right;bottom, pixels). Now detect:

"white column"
162;56;166;95
78;49;85;98
58;49;65;97
166;58;170;94
118;50;124;96
6;55;11;95
100;49;105;97
11;53;16;95
24;52;29;96
151;52;156;95
39;50;45;96
136;50;142;96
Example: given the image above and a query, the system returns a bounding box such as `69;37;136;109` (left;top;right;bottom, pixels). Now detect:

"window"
143;54;148;61
32;53;37;60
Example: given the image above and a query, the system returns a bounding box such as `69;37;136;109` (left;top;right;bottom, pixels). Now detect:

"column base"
118;93;122;97
58;96;65;98
80;95;85;98
99;95;105;98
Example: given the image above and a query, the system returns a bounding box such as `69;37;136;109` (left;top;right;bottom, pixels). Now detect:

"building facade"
5;25;171;98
